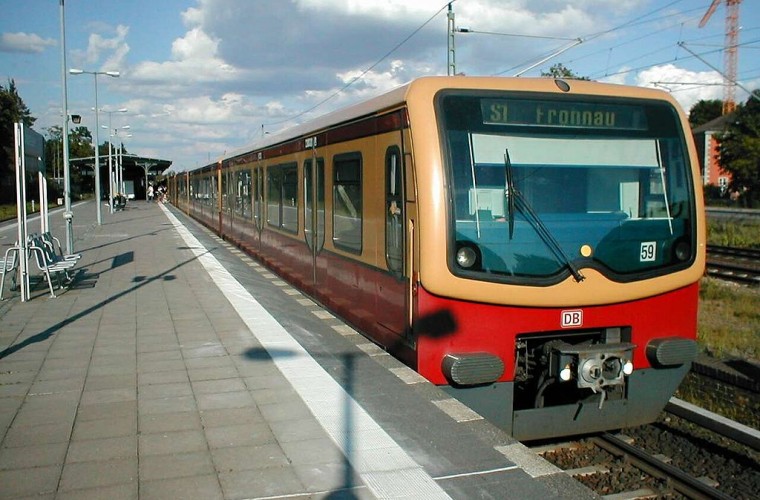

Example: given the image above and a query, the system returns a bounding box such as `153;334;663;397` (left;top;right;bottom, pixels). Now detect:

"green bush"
707;219;760;248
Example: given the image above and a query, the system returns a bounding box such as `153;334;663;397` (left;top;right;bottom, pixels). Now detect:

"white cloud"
298;0;446;18
0;32;56;53
69;25;130;72
171;27;217;61
599;68;629;86
123;0;647;167
123;26;239;102
635;64;723;111
60;0;716;170
85;26;126;63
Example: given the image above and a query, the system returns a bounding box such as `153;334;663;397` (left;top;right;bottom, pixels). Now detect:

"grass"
0;202;53;221
707;218;760;248
699;216;760;360
0;198;80;222
698;277;760;360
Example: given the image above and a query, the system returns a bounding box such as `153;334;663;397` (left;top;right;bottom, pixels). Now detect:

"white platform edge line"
161;205;451;500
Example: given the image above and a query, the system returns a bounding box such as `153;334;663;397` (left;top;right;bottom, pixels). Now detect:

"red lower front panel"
415;282;699;385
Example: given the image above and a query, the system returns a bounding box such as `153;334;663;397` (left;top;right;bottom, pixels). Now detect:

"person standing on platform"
147;183;154;202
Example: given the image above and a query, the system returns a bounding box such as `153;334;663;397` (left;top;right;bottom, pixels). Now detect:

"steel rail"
666;397;760;452
593;433;734;500
707;244;760;260
705;261;760;285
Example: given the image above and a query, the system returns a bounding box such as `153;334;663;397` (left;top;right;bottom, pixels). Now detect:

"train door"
304;149;325;286
253;161;264;251
385;146;404;274
222;167;233;236
377;144;408;340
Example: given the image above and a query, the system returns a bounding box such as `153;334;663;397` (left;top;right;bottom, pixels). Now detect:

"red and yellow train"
169;76;705;440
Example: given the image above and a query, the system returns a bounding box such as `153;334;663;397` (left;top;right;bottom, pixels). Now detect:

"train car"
170;76;705;440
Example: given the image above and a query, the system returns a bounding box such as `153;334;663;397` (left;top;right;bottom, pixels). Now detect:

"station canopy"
69;153;172;177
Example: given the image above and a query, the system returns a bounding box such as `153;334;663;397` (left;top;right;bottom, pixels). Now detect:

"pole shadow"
0;250;208;360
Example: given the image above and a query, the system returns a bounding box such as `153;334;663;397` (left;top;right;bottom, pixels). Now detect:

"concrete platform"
0;200;596;499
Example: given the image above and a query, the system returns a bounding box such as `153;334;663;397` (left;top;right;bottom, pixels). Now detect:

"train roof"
186;75;680;173
220;82;412;165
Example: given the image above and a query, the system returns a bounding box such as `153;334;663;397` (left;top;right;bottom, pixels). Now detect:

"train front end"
408;77;705;440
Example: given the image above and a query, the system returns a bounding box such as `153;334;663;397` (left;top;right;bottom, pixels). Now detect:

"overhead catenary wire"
506;0;756;87
261;0;457;130
679;41;760;102
490;0;690;78
259;0;759;133
595;37;759;80
566;11;706;69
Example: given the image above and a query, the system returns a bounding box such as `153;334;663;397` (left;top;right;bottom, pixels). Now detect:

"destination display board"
481;99;648;131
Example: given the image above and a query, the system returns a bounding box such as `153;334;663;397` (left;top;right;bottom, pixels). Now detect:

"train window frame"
304;157;326;252
266;166;281;228
210;174;218;211
436;89;698;285
281;162;299;234
385;146;404;275
222;168;233;214
254;166;264;231
332;152;363;254
251;165;266;232
265;162;299;233
236;168;252;219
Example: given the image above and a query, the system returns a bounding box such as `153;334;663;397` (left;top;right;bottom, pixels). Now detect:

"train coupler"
549;342;636;392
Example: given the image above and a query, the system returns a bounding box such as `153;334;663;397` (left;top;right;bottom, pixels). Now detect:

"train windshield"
439;92;696;284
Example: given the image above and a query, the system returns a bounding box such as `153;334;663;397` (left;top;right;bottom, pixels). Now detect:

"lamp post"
112;126;130;201
69;69;120;225
100;109;127;213
59;0;74;254
118;133;133;198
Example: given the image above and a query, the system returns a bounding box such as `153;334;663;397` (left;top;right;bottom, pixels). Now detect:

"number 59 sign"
640;241;656;262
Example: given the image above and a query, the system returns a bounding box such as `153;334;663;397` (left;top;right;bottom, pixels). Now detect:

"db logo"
561;309;583;328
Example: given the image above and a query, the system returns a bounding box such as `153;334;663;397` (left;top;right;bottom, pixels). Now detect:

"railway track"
706;245;760;285
534;395;760;499
592;432;733;500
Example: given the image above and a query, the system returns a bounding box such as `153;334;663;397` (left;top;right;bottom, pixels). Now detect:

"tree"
718;91;760;207
0;79;36;202
44;126;64;198
45;125;95;198
688;99;723;129
541;63;590;81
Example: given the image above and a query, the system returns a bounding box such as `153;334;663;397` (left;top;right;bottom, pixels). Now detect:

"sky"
1;0;759;172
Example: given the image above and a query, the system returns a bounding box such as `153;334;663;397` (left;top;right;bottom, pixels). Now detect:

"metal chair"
0;245;20;300
28;234;77;298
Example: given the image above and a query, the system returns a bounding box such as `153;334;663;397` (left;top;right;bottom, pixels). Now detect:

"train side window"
333;152;362;254
210;175;217;209
281;163;299;233
237;169;252;219
267;166;281;228
385;146;403;275
254;167;264;231
304;157;325;251
223;169;233;214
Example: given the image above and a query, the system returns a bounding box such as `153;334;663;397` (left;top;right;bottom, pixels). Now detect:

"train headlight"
559;364;572;382
456;245;479;269
674;240;691;262
622;360;633;375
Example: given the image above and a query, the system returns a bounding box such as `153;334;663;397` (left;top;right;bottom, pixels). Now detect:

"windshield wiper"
504;150;516;239
504;149;585;283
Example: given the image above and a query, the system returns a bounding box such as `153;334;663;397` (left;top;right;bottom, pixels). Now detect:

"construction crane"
699;0;742;115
